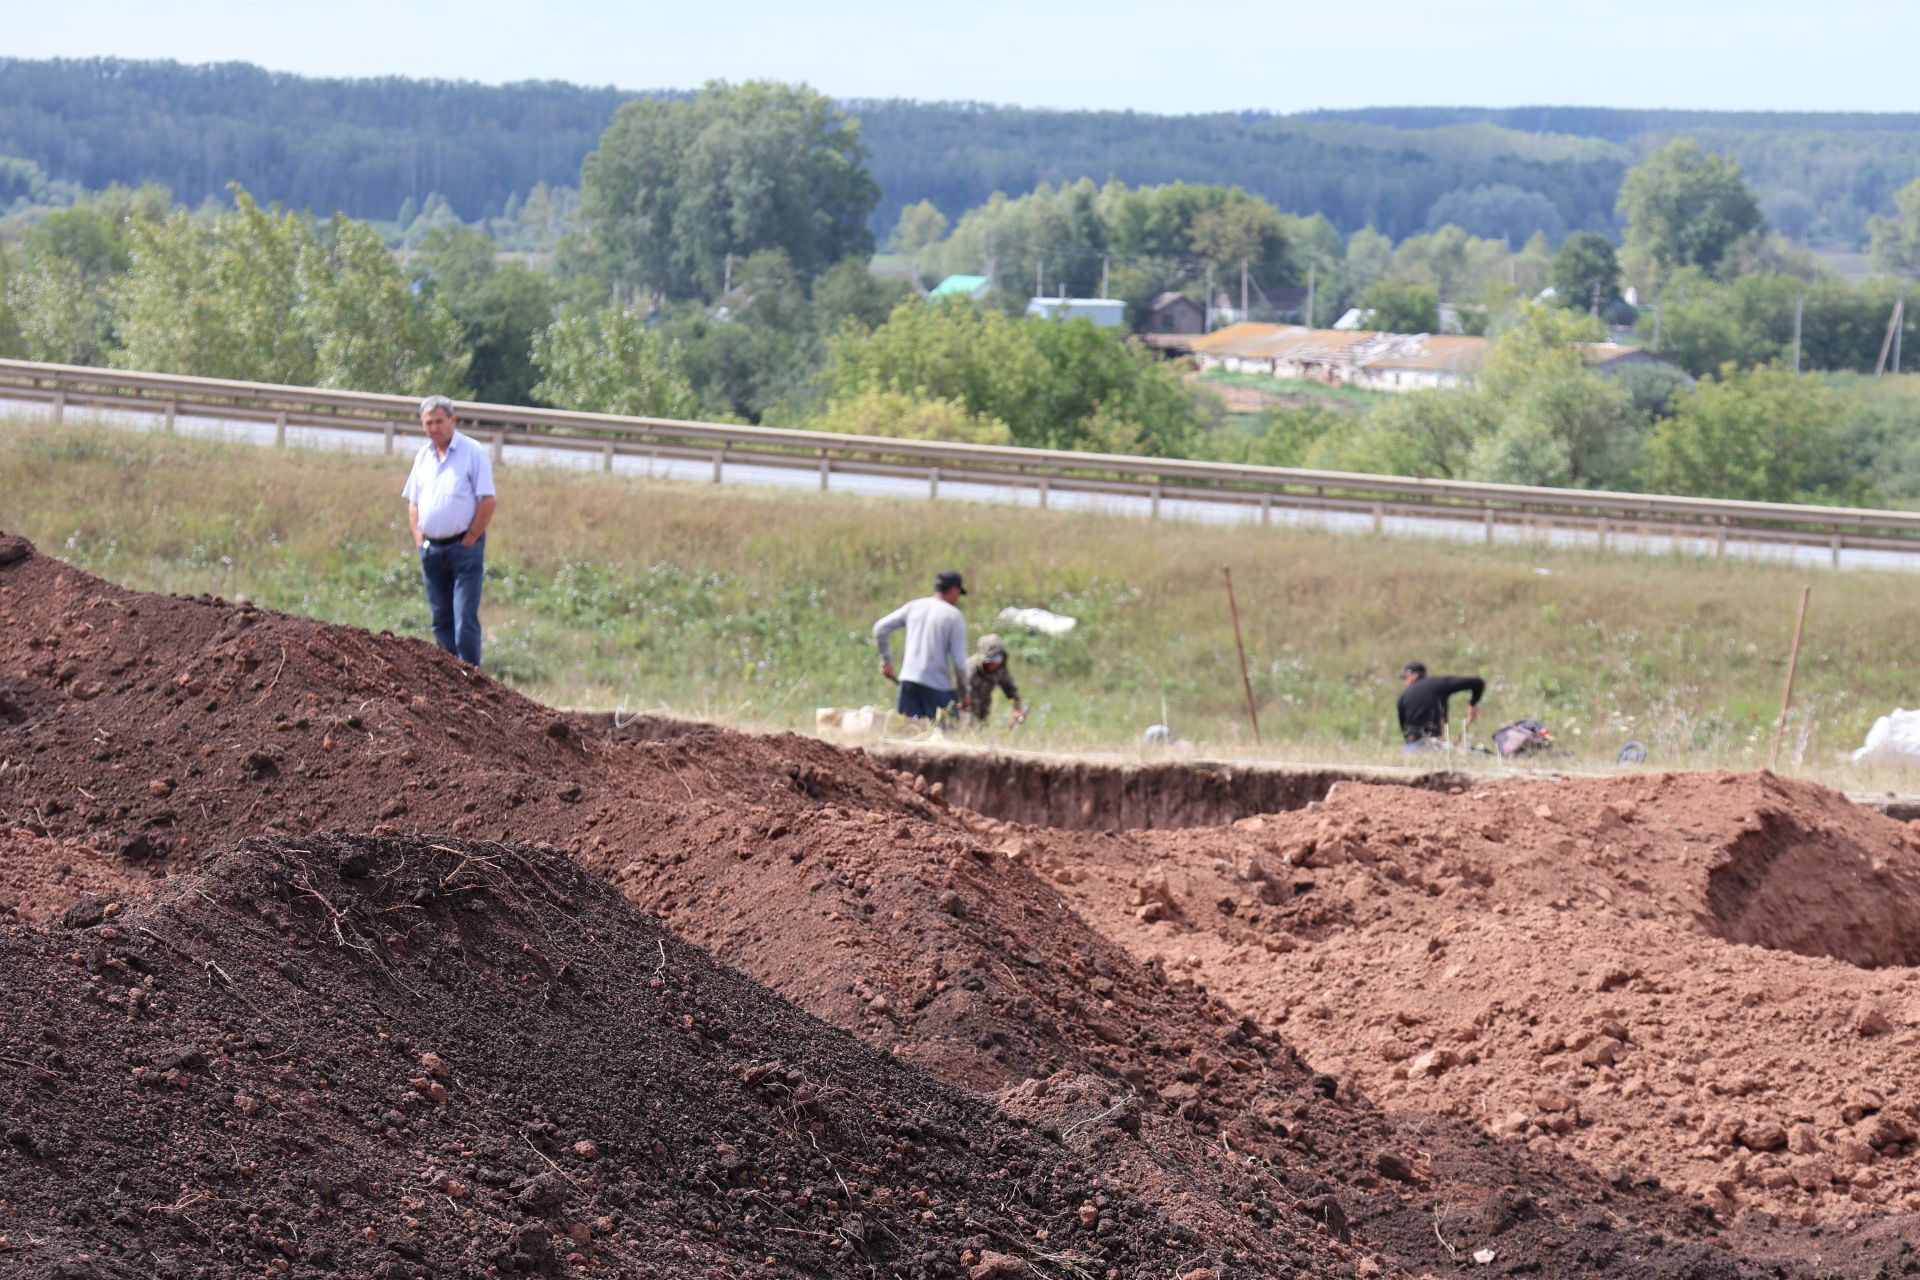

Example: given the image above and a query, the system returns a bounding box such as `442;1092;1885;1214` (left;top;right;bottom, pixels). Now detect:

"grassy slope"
4;417;1916;780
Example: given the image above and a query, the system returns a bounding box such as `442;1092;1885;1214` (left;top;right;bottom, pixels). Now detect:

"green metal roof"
927;274;989;300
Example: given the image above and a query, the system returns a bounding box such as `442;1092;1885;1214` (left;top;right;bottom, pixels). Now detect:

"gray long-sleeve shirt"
873;596;968;692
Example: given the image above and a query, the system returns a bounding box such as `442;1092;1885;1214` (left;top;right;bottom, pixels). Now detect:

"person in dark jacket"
1396;661;1484;749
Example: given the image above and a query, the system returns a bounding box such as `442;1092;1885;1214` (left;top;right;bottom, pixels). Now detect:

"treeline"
1312;107;1920;246
0;59;623;222
9;59;1920;247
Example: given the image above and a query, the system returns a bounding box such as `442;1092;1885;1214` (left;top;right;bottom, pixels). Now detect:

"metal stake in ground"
1769;584;1812;771
1222;566;1262;745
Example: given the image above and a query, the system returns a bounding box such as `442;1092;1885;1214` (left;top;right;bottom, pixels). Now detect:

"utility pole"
1305;261;1316;328
1240;258;1249;321
1204;265;1215;332
1877;289;1905;376
1791;294;1804;373
1591;280;1601;320
1896;287;1908;375
1101;252;1110;299
1035;257;1043;299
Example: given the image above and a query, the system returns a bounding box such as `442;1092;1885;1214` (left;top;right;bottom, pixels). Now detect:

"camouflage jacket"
966;653;1020;717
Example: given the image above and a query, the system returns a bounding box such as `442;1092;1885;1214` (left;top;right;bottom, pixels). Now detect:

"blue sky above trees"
13;0;1920;113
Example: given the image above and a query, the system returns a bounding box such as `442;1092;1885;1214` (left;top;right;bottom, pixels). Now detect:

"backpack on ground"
1492;719;1553;758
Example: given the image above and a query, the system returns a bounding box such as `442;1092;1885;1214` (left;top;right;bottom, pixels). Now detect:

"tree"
1424;184;1565;243
1187;192;1294;285
531;309;699;419
1616;139;1761;280
114;187;469;394
1360;279;1439;334
1549;232;1622;312
412;227;560;404
1467;305;1634;488
1638;364;1855;503
1868;177;1920;276
581;81;878;300
812;256;914;334
811;387;1011;445
891;199;948;257
301;216;472;394
0;245;19;357
824;299;1201;455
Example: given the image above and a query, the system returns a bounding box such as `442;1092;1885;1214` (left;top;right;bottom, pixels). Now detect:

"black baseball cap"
934;569;967;595
1401;661;1427;678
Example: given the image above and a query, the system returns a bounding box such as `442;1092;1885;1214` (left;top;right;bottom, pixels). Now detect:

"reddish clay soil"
5;534;1920;1278
1025;774;1920;1230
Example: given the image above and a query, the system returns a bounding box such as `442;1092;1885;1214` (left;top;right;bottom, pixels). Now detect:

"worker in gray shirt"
873;570;972;721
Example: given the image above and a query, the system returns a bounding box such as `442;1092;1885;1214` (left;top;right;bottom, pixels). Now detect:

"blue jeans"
896;680;957;720
419;535;485;665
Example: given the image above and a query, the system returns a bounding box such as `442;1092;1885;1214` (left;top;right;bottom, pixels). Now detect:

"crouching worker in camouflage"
967;634;1026;727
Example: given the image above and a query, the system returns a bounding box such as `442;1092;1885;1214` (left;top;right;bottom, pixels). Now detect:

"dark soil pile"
0;832;1356;1279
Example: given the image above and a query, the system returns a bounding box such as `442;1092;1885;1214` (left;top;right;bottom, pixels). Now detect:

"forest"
5;58;1920;246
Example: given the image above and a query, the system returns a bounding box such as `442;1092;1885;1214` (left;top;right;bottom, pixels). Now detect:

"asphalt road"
9;397;1915;574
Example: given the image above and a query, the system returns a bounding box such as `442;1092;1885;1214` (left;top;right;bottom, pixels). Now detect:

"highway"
4;390;1917;575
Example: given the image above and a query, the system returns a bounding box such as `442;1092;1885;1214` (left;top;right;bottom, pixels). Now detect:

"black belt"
425;530;470;546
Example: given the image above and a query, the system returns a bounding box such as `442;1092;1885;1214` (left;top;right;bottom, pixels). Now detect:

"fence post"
383;421;395;455
1597;518;1608;551
274;412;287;447
1715;523;1728;558
712;448;724;483
492;431;504;465
602;441;614;473
818;455;831;492
1371;503;1384;536
929;466;940;500
52;391;64;424
1483;508;1494;544
1830;534;1842;569
163;401;176;433
1038;478;1049;510
1260;493;1271;527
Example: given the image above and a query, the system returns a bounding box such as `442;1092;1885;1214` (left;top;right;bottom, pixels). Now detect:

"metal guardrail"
3;356;1918;564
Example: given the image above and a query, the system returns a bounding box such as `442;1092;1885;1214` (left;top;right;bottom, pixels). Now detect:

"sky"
7;0;1918;115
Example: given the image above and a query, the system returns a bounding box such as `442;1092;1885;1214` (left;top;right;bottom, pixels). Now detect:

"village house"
1026;296;1127;328
1190;323;1675;393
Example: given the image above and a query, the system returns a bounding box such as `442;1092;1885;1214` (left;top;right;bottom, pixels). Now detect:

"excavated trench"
591;712;1470;830
868;745;1472;829
1704;812;1920;969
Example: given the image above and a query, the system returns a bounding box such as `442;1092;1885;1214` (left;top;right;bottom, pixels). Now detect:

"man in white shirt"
402;395;497;665
872;570;971;722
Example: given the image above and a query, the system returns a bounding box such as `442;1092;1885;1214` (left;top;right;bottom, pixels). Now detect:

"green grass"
5;414;1919;786
1197;368;1386;411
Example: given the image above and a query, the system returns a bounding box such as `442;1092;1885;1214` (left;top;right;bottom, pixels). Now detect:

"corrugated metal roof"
928;275;989;300
1359;335;1489;373
1577;342;1668;367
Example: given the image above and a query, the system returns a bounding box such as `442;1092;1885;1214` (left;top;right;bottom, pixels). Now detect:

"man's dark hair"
1401;661;1427;678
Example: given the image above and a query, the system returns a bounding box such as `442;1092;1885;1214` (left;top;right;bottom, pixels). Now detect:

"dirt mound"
8;538;1920;1275
0;832;1360;1279
1039;772;1920;1226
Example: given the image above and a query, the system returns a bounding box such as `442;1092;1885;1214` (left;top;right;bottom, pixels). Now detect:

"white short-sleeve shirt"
402;431;496;539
